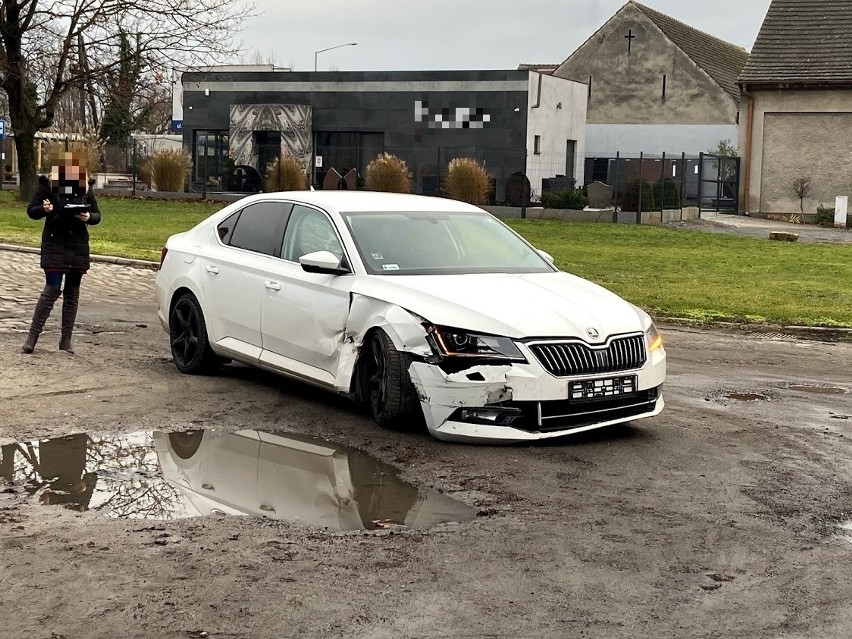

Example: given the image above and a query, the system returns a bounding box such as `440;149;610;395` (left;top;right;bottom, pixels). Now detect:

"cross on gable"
625;29;636;53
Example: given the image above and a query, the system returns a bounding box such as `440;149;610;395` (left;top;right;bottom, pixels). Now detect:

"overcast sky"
239;0;772;72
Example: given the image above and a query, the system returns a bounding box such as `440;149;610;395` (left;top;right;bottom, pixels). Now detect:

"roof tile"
739;0;852;83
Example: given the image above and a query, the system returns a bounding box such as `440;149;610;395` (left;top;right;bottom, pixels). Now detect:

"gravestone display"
226;165;262;193
342;168;358;190
506;172;531;207
587;181;614;209
322;168;343;191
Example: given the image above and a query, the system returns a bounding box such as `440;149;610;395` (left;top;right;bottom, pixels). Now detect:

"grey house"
179;69;587;203
554;1;748;156
738;0;852;216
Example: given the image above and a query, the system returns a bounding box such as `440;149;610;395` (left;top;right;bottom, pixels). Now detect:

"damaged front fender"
334;295;433;392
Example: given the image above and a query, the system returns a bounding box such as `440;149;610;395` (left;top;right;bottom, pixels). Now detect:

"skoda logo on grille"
586;327;600;340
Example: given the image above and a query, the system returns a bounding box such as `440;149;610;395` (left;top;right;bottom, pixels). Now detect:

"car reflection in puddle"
0;430;476;531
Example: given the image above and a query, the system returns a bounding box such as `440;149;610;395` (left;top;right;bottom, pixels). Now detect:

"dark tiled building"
179;69;586;202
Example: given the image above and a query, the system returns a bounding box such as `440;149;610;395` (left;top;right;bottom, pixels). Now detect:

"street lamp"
314;41;358;71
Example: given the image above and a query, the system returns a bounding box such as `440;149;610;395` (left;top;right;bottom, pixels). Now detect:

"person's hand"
42;199;53;213
75;211;90;223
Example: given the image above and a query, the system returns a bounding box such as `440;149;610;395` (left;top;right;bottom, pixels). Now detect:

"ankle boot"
22;285;62;353
59;286;81;354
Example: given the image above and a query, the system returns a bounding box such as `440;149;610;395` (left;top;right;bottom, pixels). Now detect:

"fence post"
202;133;209;200
613;152;620;223
698;152;705;218
661;151;666;220
132;137;137;198
637;152;644;224
680;152;686;219
716;153;722;213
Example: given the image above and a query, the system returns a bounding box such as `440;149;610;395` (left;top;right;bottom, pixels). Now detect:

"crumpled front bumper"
408;347;666;444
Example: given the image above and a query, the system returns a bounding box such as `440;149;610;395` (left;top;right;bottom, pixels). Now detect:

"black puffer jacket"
27;176;102;270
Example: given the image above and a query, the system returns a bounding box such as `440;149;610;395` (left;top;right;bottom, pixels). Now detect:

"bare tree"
0;0;255;200
793;177;811;215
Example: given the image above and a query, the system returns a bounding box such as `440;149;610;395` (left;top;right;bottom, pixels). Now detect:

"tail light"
159;247;168;269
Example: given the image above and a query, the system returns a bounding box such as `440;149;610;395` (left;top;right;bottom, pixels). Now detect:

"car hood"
351;272;646;339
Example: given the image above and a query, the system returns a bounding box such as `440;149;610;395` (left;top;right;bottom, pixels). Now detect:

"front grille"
529;334;646;377
502;387;661;433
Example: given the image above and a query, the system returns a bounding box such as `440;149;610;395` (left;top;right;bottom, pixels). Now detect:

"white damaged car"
156;191;666;443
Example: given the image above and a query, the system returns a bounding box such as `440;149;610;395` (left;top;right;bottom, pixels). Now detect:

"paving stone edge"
0;243;159;270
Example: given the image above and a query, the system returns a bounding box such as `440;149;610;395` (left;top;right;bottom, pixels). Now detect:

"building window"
588;76;593;98
662;74;667;99
193;130;230;186
534;135;542;155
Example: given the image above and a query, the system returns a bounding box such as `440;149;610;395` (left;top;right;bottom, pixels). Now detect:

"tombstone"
322;167;343;191
587;181;614;209
506;172;531;207
226;165;262;193
342;168;358;190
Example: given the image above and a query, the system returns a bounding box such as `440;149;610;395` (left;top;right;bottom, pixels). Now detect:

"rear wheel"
169;292;220;374
361;330;421;430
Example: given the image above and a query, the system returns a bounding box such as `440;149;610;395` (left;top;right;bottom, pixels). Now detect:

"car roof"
257;191;488;214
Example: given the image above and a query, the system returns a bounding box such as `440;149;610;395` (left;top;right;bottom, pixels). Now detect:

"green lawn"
0;191;222;262
1;191;849;327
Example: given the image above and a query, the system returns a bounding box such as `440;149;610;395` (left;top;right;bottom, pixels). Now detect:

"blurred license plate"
570;376;637;402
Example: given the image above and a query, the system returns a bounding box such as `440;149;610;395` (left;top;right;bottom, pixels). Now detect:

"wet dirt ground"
2;255;852;638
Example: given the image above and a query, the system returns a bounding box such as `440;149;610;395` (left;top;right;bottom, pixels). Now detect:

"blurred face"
50;151;88;197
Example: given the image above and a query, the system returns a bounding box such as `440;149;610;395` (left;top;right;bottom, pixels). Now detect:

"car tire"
169;292;220;375
362;329;421;430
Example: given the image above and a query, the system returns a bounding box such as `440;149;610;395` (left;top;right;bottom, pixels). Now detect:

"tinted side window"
217;210;241;245
228;202;289;256
281;205;343;262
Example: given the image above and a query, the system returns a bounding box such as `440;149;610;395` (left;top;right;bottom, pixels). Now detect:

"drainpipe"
741;83;755;216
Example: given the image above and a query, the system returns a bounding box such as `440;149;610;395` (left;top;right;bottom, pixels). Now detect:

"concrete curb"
0;243;159;270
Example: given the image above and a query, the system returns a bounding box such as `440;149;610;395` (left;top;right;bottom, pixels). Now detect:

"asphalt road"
1;250;851;639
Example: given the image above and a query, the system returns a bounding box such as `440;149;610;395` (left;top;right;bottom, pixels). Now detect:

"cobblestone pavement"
0;249;156;334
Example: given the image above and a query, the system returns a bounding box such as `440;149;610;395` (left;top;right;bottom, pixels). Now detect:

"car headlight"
645;323;664;353
426;325;526;362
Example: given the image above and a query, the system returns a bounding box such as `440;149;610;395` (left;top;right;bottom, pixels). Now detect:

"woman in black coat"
22;168;101;354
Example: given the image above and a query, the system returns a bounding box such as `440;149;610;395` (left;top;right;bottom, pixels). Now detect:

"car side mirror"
537;249;555;264
299;250;350;275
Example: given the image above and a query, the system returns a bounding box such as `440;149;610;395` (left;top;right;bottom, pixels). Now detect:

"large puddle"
0;430;477;531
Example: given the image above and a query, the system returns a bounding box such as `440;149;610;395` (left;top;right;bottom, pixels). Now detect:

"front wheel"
361;330;421;430
169;292;220;374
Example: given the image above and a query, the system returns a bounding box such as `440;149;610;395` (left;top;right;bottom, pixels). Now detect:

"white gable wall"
525;73;587;200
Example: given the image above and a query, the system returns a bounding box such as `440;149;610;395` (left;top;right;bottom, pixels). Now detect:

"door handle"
264;281;281;291
205;265;219;275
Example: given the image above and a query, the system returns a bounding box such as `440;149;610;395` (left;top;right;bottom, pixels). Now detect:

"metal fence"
581;152;740;217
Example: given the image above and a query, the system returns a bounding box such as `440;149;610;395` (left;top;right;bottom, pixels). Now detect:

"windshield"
342;210;555;275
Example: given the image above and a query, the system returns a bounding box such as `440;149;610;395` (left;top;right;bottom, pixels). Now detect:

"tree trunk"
15;128;38;202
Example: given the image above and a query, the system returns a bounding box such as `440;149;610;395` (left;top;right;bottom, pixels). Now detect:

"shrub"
443;157;491;204
620;178;657;211
541;187;588;210
265;155;309;191
136;157;153;188
149;148;191;192
816;204;835;226
365;153;410;193
654;177;681;209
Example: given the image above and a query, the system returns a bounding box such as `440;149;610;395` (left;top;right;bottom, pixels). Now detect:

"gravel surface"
1;251;851;638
